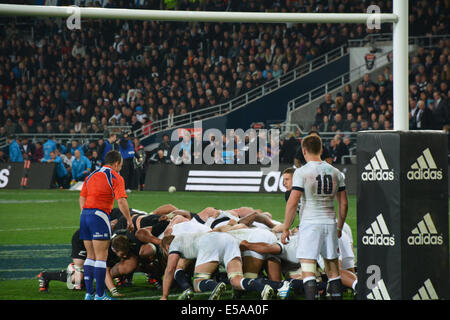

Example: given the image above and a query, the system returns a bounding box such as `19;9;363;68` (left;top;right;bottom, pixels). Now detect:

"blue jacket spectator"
101;133;118;162
71;150;92;182
43;138;57;160
119;139;135;160
70;140;84;157
7;136;23;163
43;151;68;178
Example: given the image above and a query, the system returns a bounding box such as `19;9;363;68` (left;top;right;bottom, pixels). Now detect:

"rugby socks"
303;276;317;300
240;278;266;292
43;270;67;282
198;279;219;292
289;279;305;294
253;277;284;290
83;259;95;295
327;276;342;300
94;260;107;297
174;269;192;290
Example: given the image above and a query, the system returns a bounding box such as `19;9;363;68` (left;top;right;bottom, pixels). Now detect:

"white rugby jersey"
292;161;345;224
168;232;207;260
277;234;299;265
228;228;277;243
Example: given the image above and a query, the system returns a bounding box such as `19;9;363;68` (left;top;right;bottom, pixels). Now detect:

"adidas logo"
407;148;443;181
407;213;443;246
412;279;439;300
362;214;395;246
361;149;394;181
367;279;391;300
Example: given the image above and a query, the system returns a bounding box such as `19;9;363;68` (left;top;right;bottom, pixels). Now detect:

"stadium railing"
285;47;394;133
133;45;348;140
348;33;450;48
0;125;132;150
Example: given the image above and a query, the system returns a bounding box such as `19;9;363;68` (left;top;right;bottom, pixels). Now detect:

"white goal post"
0;0;409;130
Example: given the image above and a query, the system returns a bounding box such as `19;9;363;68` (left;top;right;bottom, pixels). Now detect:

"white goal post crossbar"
0;1;409;130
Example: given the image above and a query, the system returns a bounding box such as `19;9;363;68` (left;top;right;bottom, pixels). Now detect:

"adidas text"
407;233;443;245
361;170;394;181
362;234;395;246
407;168;442;181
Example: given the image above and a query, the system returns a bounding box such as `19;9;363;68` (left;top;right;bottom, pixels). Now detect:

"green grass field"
0;189;357;300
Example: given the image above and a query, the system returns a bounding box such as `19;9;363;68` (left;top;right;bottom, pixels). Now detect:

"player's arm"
117;197;134;232
79;196;86;211
336;189;348;238
240;240;282;255
135;226;162;246
282;188;302;244
161;252;180;300
79;180;87;210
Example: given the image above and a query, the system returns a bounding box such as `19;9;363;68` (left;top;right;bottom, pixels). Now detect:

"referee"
79;150;134;300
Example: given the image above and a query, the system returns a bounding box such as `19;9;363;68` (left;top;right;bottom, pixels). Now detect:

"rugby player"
160;232;275;300
282;134;348;300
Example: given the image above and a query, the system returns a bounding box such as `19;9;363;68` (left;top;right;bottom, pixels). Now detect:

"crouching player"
160;231;275;300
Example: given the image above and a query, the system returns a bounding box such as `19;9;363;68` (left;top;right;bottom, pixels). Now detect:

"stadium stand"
0;0;449;185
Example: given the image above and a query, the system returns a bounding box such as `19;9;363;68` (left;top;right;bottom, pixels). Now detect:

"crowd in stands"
0;0;449;174
1;0;401;139
0;130;147;190
311;42;450;135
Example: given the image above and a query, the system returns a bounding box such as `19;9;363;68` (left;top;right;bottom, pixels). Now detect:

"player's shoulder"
321;161;344;175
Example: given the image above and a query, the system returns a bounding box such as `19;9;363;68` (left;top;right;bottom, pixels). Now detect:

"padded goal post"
357;131;449;300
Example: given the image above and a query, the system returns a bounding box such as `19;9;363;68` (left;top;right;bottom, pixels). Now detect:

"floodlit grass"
0;189;358;300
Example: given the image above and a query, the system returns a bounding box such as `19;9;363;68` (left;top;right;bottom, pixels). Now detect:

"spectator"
43;150;69;189
431;91;449;130
132;137;147;191
413;100;434;130
0;150;7;163
61;150;74;177
330;134;349;164
100;133;118;163
90;150;103;171
149;149;171;164
118;131;135;190
43;136;57;161
7;135;23;163
20;137;35;161
33;142;44;162
158;134;172;159
71;149;91;184
70;139;84;157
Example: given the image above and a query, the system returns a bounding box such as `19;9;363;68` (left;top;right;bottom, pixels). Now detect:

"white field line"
0;199;72;204
0;226;78;232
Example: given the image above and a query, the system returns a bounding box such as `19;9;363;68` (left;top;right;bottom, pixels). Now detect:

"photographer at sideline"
132;137;147;191
118;131;135;191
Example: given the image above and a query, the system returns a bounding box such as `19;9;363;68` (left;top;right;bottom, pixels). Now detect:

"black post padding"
357;130;448;300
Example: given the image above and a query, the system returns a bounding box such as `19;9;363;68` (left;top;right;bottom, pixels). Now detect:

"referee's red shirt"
80;165;127;214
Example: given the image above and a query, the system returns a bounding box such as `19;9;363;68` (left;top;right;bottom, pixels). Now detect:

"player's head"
282;167;296;190
111;235;131;259
301;134;322;158
104;150;123;171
